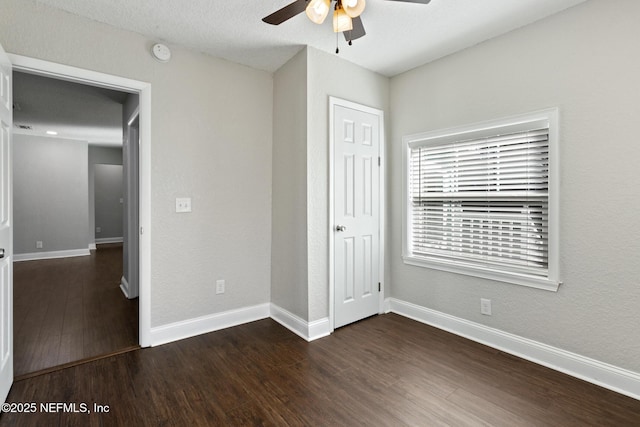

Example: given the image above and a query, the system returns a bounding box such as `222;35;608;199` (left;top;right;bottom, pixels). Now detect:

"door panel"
343;237;355;302
0;42;13;403
343;153;355;218
334;102;381;328
362;234;373;296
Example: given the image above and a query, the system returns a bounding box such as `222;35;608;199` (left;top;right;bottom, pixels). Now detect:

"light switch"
176;197;192;213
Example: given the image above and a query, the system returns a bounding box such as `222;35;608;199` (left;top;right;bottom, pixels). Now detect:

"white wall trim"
308;317;331;341
388;298;640;401
150;303;270;347
14;248;90;262
95;237;123;244
270;304;331;342
383;297;392;314
120;276;130;299
88;243;97;251
270;304;308;341
8;54;149;92
150;303;331;348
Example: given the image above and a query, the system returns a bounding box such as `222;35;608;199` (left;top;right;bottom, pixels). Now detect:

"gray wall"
271;49;308;319
270;47;390;323
94;163;123;240
389;0;640;373
0;0;273;327
13;135;89;254
88;146;122;246
306;47;390;322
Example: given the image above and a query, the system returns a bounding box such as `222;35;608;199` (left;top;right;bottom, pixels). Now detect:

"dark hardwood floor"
12;244;138;377
2;314;639;426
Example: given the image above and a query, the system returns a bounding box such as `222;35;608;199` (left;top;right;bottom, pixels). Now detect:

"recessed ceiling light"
46;130;58;135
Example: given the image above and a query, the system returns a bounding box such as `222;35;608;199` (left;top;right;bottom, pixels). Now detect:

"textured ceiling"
16;0;587;142
34;0;587;77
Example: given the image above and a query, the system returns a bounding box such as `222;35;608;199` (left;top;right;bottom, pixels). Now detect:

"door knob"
335;225;346;232
0;248;4;259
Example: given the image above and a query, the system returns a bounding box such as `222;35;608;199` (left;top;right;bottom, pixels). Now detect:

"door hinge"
378;156;381;166
378;282;381;292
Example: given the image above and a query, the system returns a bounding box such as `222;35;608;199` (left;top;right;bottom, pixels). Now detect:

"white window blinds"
408;125;550;278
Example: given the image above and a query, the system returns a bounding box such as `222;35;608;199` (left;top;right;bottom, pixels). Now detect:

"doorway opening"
12;72;136;377
9;54;151;378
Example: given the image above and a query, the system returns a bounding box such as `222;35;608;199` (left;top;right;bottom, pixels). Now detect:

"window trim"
402;109;561;292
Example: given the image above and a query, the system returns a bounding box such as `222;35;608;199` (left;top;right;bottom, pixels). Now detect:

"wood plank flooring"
12;244;138;377
2;314;639;426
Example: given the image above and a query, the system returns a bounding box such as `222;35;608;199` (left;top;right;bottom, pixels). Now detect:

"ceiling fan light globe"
333;7;353;32
306;0;331;24
343;0;365;18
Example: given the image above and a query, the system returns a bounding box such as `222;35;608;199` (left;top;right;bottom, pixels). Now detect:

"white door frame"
0;42;14;403
8;54;152;347
122;108;140;299
328;96;385;332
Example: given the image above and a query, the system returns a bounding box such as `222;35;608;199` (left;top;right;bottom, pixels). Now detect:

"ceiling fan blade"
262;0;309;25
385;0;431;4
344;16;366;42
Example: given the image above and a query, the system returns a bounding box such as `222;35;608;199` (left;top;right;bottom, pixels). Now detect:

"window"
402;109;560;291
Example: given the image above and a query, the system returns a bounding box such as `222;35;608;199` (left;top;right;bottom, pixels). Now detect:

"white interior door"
333;99;383;329
0;42;13;403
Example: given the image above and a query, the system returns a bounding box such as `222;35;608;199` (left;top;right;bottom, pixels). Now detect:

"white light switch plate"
176;197;192;213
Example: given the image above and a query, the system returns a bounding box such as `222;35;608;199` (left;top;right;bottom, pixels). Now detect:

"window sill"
402;255;561;292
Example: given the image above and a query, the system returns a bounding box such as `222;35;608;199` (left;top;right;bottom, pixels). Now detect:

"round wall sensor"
152;43;171;62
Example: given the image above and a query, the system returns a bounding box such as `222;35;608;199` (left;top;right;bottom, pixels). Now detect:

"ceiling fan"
263;0;432;47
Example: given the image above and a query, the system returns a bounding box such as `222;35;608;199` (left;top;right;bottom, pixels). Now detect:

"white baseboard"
308;317;332;341
14;248;90;262
270;304;331;342
95;237;123;244
120;276;130;298
89;243;97;250
150;303;270;347
383;297;392;314
387;298;640;401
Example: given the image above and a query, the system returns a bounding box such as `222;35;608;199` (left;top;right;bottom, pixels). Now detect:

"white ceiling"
13;72;128;145
34;0;587;77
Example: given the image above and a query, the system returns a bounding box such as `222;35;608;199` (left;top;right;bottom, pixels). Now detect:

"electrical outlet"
96;227;101;233
216;279;225;295
176;197;192;213
480;298;492;316
36;241;43;249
